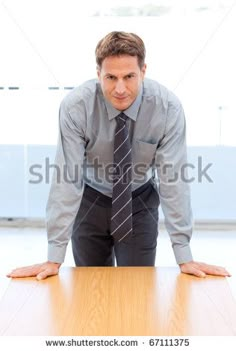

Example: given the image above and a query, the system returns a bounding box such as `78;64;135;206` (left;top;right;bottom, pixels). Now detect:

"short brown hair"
95;31;146;69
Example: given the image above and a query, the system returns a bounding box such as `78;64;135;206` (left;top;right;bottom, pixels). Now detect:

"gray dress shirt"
46;78;193;265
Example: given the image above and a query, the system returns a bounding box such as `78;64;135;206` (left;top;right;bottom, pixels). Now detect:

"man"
8;31;230;280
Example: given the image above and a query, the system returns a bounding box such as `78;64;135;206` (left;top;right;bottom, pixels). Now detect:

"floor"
1;226;236;299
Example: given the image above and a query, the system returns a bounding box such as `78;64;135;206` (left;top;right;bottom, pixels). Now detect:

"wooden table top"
0;266;236;336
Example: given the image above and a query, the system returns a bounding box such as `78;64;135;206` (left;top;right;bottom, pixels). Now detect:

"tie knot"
116;112;128;124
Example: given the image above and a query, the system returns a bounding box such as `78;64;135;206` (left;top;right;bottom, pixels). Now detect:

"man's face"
97;55;146;111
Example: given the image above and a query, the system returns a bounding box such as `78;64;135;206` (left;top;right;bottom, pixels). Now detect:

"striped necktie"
111;112;132;243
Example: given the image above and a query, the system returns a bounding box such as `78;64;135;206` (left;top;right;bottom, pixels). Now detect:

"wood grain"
0;267;236;336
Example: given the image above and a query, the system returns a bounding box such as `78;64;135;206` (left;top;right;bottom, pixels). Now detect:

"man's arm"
46;98;86;264
155;93;230;277
8;97;86;280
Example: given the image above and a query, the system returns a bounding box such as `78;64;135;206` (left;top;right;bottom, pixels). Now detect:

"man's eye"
107;76;115;80
126;75;134;79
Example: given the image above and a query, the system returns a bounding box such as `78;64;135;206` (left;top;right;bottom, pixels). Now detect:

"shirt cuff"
172;243;193;264
47;244;67;264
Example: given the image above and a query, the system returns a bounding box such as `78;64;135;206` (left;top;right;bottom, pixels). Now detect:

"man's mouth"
114;96;128;100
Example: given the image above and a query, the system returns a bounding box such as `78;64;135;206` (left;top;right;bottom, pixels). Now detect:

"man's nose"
115;80;126;95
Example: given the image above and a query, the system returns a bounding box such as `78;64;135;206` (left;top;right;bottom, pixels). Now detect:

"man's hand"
179;261;231;278
7;261;61;280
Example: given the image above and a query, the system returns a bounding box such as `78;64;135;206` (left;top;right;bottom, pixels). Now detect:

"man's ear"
97;66;101;80
141;63;147;78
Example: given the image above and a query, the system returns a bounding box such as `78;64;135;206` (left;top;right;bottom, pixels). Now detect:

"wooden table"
0;267;236;336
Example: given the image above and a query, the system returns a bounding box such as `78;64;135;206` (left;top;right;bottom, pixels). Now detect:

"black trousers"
71;178;160;266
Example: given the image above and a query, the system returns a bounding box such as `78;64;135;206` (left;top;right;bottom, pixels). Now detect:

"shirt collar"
102;83;143;121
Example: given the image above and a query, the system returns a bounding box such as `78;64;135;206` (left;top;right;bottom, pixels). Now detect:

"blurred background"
0;0;235;276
